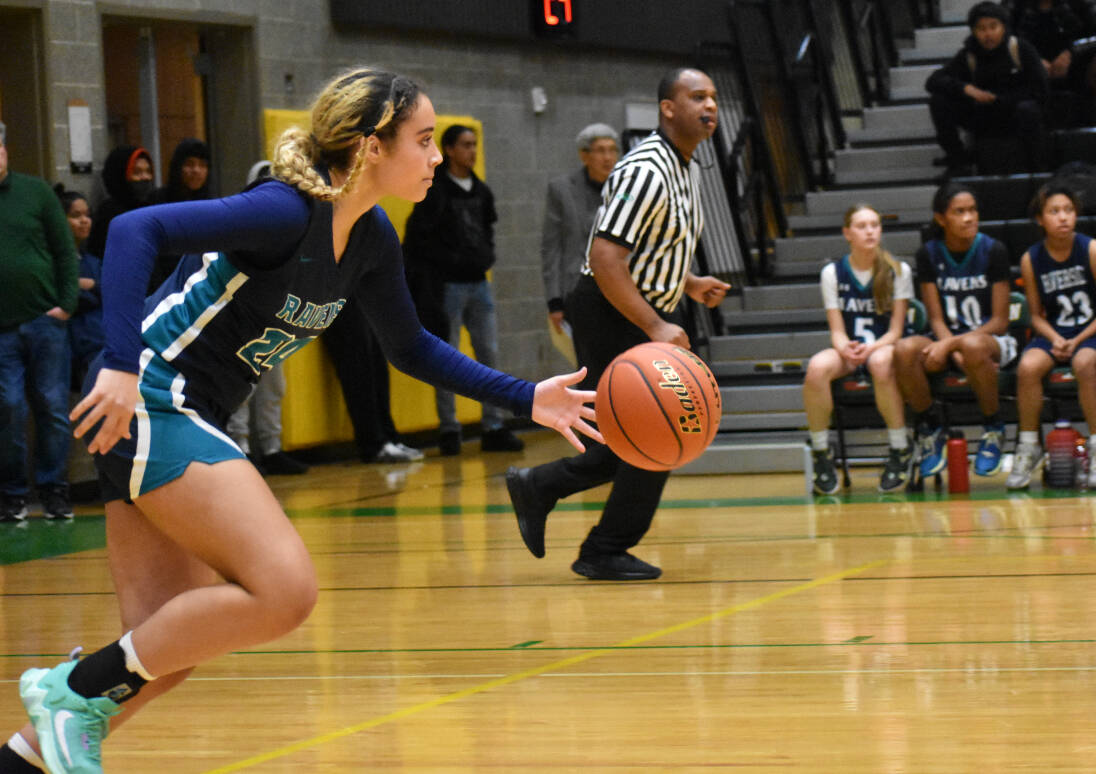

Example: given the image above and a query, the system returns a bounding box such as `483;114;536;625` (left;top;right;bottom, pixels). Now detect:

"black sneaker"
879;446;914;492
481;428;524;452
0;494;28;522
39;485;73;520
439;431;461;456
505;466;556;558
571;551;662;580
260;451;309;476
812;449;840;495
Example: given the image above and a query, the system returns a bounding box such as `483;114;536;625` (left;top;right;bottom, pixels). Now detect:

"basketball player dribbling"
0;68;602;774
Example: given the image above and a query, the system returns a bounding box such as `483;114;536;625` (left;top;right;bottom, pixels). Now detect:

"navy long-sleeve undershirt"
100;182;535;417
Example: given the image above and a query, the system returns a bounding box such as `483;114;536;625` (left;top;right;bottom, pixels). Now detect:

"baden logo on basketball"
653;359;696;415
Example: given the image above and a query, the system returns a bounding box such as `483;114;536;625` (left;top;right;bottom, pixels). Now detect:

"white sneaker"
392;442;424;461
1086;453;1096;489
1006;443;1046;490
374;442;423;463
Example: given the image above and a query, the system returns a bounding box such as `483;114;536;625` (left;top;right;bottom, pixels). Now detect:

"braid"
271;127;339;201
270;68;422;203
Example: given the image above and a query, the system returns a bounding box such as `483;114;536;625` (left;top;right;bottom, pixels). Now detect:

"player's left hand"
685;275;731;308
532;367;603;453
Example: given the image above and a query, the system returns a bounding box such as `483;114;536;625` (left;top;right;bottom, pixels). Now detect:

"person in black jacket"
926;1;1050;174
403;124;524;456
1007;0;1096;120
86;145;154;260
146;138;213;293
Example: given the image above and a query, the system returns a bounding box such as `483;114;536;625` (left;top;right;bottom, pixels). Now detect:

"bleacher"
686;0;1096;476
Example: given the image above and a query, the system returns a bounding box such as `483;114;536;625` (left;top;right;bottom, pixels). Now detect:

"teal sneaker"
974;423;1006;476
20;660;121;774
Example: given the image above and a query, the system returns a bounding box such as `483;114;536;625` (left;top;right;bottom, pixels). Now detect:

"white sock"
119;631;156;681
1088;435;1096;450
888;428;909;450
810;430;829;451
1019;431;1039;447
8;733;45;770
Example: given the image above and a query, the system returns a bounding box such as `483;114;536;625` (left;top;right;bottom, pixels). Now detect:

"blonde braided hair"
271;68;421;202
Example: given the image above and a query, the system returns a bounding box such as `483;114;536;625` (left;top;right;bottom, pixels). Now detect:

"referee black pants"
530;275;678;557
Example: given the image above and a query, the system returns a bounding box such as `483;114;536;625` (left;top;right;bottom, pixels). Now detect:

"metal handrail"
838;0;899;106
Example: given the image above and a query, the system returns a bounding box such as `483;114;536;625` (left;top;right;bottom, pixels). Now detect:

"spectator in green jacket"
0;121;79;521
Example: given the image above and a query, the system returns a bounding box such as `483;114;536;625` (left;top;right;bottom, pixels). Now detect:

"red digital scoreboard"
534;0;575;37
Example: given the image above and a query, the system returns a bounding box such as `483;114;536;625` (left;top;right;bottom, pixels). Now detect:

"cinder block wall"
36;0;680;384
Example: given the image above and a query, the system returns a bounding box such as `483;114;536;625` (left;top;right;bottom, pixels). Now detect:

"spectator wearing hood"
147;139;212;292
87;146;154;260
149;138;211;204
926;1;1050;174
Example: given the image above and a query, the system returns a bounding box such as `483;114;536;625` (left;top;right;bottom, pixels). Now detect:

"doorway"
100;17;260;197
0;7;48;178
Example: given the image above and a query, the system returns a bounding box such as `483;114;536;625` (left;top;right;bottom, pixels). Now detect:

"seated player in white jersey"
895;181;1015;480
1008;184;1096;489
802;203;914;494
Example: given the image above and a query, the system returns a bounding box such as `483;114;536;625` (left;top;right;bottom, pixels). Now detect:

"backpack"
967;35;1022;74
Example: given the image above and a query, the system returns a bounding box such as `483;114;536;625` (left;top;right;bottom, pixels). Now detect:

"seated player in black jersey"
1008;183;1096;488
895;182;1015;480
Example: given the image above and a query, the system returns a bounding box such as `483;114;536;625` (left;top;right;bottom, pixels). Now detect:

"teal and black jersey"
833;255;891;343
103;180;535;421
916;233;1010;334
1030;233;1096;339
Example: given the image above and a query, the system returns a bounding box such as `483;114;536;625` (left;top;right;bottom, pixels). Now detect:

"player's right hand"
647;320;690;349
70;368;139;455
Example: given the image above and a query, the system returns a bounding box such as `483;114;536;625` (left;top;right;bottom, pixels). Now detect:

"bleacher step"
889;64;938;91
805;185;937;216
739;282;819;310
940;0;980;25
775;231;923;262
721;307;826;330
711;329;830;361
677;441;809;476
914;24;969;52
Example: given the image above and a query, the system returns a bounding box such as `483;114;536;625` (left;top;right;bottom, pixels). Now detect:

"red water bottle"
947;431;969;494
1074;435;1089;490
1047;420;1078;488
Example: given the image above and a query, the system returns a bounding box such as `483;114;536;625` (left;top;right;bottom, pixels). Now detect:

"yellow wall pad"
261;110;489;448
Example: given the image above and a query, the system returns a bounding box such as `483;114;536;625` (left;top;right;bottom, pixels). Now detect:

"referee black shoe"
571;551;661;581
505;466;555;558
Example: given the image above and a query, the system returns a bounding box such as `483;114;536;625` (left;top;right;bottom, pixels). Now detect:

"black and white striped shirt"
582;130;704;312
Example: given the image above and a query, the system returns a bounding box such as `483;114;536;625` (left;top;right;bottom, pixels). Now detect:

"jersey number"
853;317;876;344
1055;290;1094;329
944;295;983;329
236;328;312;375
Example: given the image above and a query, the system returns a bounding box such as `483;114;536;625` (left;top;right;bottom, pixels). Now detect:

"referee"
507;68;730;580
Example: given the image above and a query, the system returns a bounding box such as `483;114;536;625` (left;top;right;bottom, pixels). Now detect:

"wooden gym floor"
2;431;1095;772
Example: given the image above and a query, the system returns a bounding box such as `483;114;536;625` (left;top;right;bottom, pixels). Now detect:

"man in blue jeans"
403;124;523;456
0;122;79;520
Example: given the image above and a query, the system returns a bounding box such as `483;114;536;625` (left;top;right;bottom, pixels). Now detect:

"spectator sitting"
147;138;212;293
926;1;1050;175
87;145;154;260
1009;0;1096;122
54;186;104;391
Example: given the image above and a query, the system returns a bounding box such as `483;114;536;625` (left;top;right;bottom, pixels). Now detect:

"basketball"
595;342;721;471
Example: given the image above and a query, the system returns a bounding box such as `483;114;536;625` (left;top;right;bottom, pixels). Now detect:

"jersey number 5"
237;327;312;375
853;317;877;344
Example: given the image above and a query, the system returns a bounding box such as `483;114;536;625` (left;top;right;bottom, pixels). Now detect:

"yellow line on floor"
203;558;888;773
